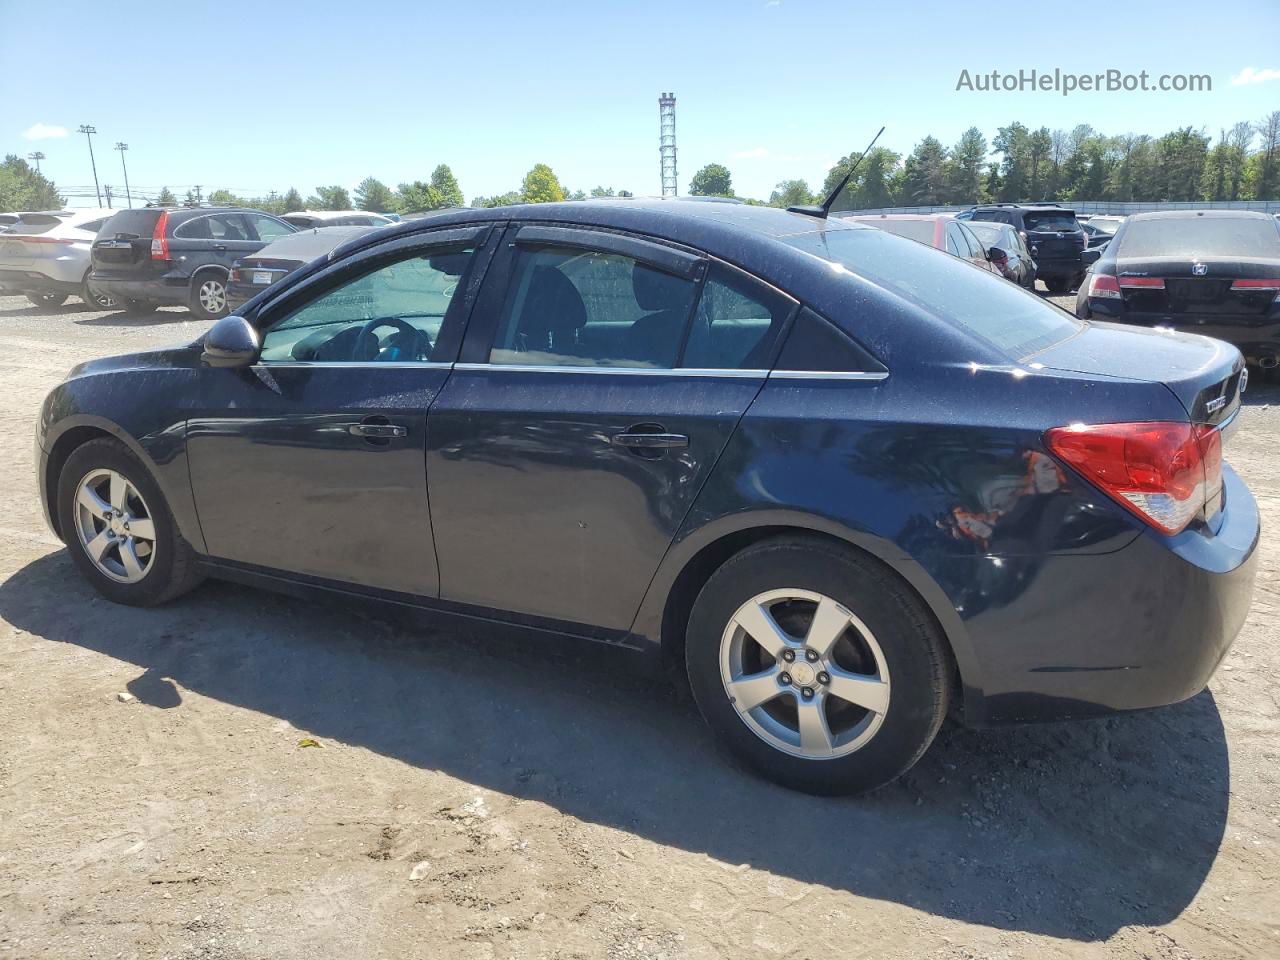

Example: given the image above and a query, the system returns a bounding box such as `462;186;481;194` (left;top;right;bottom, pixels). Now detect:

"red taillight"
228;268;241;282
1086;273;1122;300
1045;421;1222;535
1118;276;1165;289
1229;278;1280;290
150;210;170;260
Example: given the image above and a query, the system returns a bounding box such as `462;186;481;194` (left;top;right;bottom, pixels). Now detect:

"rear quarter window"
784;227;1082;358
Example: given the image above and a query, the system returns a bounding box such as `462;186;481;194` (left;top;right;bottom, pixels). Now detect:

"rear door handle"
610;431;689;449
348;422;407;439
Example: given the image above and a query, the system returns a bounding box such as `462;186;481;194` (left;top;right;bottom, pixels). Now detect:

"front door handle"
610;430;689;450
347;422;407;439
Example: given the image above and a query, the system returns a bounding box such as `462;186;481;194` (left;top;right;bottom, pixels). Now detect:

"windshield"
860;219;936;244
1119;216;1280;259
1023;212;1080;232
783;227;1081;357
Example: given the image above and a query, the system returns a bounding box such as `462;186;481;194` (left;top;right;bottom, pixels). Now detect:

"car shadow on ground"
0;551;1228;942
0;300;97;318
1241;371;1280;406
73;308;197;328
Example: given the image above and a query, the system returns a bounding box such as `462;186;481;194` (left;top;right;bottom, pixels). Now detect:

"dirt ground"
0;290;1276;960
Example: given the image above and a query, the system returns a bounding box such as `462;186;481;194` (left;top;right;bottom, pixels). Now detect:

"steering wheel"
354;316;431;362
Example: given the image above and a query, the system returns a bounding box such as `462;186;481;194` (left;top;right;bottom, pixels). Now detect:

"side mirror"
202;314;261;368
987;246;1007;262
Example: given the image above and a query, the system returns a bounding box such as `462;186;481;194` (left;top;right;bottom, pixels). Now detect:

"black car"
958;203;1086;293
226;224;378;311
37;199;1257;795
1076;210;1280;369
89;206;297;320
962;219;1038;289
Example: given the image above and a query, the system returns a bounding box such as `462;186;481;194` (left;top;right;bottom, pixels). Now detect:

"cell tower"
659;92;677;198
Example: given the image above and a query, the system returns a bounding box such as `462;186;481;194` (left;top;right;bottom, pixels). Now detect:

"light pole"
114;143;132;208
27;151;45;174
78;125;101;206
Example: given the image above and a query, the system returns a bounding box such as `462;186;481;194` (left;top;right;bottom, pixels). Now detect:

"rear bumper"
950;464;1258;725
0;269;82;296
226;280;269;310
1086;300;1280;360
87;275;188;306
1032;257;1084;280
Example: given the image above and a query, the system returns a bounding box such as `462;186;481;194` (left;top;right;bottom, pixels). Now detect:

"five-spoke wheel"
72;468;158;583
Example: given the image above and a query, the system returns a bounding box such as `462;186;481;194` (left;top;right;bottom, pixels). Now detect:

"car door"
186;224;497;596
172;212;260;273
426;225;796;631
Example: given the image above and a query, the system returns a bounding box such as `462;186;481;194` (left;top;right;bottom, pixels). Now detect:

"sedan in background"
281;211;396;229
37;200;1256;795
226;224;379;311
845;213;1003;275
0;209;118;308
1077;210;1280;369
962;219;1037;289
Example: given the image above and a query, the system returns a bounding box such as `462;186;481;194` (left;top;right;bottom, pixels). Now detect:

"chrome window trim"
768;369;889;381
453;362;768;378
256;361;456;370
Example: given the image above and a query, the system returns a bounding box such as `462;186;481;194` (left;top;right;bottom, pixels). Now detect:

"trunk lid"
1034;320;1245;427
1116;255;1279;318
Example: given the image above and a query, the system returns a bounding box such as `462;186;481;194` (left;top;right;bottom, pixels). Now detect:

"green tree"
282;188;305;212
899;137;948;205
473;191;522;208
154;186;177;206
354;177;397;212
689;163;733;197
1155;127;1210;201
822;148;900;209
944;127;988;203
308;185;351;210
1254;111;1280;200
397;180;444;211
521;163;565;203
429;165;465;208
1203;131;1231;201
993;122;1031;201
1027;127;1053;199
208;188;241;206
768;179;815;208
0;155;62;212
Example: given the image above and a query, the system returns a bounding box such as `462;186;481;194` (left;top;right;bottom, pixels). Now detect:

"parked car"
89;206;297;320
960;219;1038;288
957;203;1087;293
0;209;118;308
226;224;378;310
281;210;395;229
845;213;1003;275
37;200;1256;795
1076;210;1280;369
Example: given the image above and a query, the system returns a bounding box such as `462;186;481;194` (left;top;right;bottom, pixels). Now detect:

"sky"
2;0;1279;208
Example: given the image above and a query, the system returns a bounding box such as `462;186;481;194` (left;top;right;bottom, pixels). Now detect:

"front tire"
685;537;951;795
26;292;67;308
56;438;203;606
189;272;229;321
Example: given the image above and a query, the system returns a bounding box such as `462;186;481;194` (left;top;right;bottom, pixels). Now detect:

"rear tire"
56;437;203;607
684;536;951;795
189;272;229;321
1044;277;1070;294
26;292;67;308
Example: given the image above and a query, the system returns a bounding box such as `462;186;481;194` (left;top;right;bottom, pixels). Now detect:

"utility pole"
114;143;132;208
104;185;114;209
78;125;101;206
27;151;45;174
194;185;202;205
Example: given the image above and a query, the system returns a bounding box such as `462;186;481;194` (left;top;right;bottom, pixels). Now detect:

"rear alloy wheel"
189;273;229;321
56;438;203;606
81;279;116;310
685;537;951;795
26;292;68;308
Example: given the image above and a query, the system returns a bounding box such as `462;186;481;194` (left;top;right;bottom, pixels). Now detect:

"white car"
281;210;394;229
0;209;118;308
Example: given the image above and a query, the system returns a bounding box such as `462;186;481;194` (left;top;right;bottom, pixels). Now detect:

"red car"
847;214;1004;276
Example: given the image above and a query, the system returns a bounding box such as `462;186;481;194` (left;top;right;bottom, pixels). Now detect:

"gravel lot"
0;290;1277;960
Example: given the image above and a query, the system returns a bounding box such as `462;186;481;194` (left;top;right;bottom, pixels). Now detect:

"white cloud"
765;0;782;6
22;123;68;141
1231;67;1280;86
732;147;769;160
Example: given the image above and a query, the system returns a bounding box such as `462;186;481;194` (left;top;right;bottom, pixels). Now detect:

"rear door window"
489;246;698;368
680;264;792;369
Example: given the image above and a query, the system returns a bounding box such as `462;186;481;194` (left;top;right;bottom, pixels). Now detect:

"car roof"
1127;209;1274;221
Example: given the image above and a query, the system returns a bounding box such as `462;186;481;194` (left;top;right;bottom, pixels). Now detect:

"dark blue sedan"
35;199;1258;794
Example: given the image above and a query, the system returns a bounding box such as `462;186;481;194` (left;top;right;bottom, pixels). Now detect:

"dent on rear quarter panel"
41;361;204;552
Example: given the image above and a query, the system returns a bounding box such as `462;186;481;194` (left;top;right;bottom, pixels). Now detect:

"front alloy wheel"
72;468;158;583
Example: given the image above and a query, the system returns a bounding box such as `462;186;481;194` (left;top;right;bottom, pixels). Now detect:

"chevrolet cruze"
36;199;1258;794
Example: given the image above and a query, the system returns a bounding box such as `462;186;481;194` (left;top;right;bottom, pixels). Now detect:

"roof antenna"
789;125;885;219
